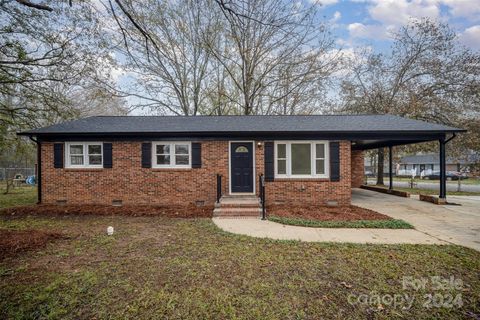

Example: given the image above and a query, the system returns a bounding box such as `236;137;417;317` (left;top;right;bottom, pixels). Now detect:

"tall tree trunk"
376;148;384;185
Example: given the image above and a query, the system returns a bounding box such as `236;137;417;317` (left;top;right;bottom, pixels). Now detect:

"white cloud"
442;0;480;21
345;0;480;45
347;22;394;39
310;0;338;6
347;0;440;40
351;0;479;22
331;11;342;23
459;25;480;50
369;0;440;26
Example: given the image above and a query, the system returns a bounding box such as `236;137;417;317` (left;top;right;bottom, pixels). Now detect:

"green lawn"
0;214;479;319
0;184;37;209
0;190;479;318
269;215;414;229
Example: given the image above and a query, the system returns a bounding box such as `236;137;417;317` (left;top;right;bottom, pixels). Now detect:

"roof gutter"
17;128;467;137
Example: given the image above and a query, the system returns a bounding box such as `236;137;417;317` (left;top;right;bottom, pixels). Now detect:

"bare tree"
1;1;122;185
208;0;339;115
0;1;116;129
107;0;340;115
107;0;222;115
341;19;480;184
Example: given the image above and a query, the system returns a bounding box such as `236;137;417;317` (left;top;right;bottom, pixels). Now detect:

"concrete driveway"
352;188;480;251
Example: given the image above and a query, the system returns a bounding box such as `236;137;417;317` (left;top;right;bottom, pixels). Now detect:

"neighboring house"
19;115;463;209
398;153;479;176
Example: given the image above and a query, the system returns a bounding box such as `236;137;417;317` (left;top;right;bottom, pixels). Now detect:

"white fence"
397;168;435;177
0;168;35;181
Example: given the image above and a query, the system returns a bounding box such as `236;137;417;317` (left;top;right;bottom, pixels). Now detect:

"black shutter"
53;143;63;168
264;141;274;182
192;143;201;168
103;143;112;168
141;142;152;168
330;141;340;182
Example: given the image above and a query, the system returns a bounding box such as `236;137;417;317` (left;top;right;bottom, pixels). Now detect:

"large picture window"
65;142;103;168
274;141;329;178
153;142;191;168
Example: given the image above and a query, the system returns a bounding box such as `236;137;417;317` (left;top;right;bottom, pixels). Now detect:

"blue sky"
316;0;480;52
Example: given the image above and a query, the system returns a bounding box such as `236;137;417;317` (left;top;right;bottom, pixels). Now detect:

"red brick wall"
261;141;352;206
41;141;229;206
351;149;365;188
41;140;353;207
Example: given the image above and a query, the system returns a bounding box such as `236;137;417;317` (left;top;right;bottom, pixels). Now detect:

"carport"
352;128;465;201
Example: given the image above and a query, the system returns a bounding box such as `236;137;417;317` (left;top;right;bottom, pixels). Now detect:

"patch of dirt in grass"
268;204;392;221
0;215;176;274
0;229;65;259
0;204;213;218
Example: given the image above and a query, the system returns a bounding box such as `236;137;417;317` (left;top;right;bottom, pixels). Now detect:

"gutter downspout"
28;136;41;204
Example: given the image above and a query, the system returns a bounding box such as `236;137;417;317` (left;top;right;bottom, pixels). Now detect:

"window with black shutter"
141;142;152;168
192;143;201;168
53;143;64;168
329;141;340;181
103;143;112;168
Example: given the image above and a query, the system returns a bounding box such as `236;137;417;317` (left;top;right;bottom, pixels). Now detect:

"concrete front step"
220;202;261;208
214;195;262;217
214;207;261;213
219;196;260;207
221;195;258;199
213;207;261;217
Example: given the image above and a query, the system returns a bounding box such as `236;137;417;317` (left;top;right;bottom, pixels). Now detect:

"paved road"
353;188;480;251
367;179;480;192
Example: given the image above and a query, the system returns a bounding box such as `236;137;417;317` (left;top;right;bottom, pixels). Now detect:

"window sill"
64;168;104;172
151;168;192;172
274;178;331;182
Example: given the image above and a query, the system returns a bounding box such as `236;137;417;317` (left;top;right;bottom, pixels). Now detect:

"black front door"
231;142;254;193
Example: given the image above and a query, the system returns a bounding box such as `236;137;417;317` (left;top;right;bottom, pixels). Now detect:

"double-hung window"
274;141;329;178
65;142;103;168
153;142;191;168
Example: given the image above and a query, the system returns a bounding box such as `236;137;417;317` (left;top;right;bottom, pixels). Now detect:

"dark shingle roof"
401;153;480;165
401;154;439;164
20;115;463;135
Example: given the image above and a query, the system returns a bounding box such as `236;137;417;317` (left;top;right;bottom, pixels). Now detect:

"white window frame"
274;141;330;179
65;142;103;168
152;141;192;168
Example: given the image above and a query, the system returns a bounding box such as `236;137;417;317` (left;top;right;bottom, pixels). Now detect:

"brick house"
19;115;462;215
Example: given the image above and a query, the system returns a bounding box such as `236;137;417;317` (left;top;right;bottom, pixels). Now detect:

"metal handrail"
216;174;222;203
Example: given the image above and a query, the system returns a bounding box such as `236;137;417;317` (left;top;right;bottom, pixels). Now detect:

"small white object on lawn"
107;226;114;235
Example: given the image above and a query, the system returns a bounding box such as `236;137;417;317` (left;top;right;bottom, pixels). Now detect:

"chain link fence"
0;168;36;181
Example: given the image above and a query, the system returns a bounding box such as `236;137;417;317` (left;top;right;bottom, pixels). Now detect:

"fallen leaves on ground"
267;204;391;221
0;229;65;259
0;204;213;218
